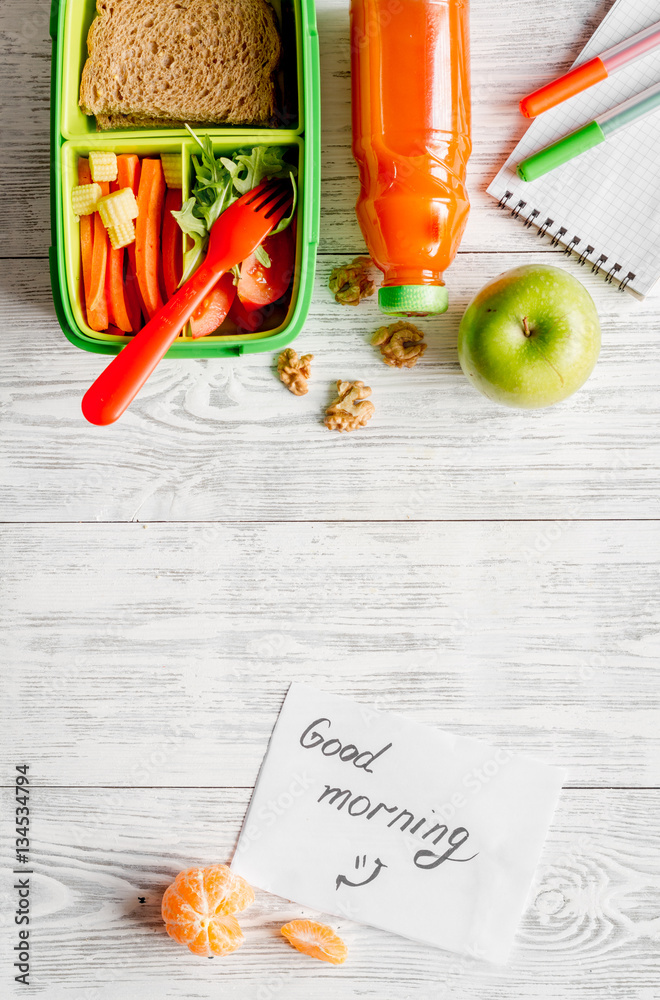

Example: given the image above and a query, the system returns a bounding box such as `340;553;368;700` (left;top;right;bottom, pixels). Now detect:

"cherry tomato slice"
227;295;265;333
237;228;295;312
189;273;236;339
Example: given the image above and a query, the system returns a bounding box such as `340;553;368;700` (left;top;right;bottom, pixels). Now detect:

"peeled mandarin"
161;864;254;957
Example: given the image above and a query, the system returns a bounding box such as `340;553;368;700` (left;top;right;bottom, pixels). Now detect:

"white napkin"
232;683;566;964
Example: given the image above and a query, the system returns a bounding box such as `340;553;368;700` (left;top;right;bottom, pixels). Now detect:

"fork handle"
82;259;224;426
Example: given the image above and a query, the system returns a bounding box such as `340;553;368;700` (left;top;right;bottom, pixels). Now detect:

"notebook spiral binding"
497;191;635;292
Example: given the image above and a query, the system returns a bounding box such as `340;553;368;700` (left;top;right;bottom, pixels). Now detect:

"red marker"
520;19;660;118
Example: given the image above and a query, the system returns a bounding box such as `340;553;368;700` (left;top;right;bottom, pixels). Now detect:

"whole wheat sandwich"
80;0;281;129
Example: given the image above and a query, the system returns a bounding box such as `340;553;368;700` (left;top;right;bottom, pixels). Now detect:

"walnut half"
328;256;376;306
324;380;375;432
277;349;314;395
371;320;427;368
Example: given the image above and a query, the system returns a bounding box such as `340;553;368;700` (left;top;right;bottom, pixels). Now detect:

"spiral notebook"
488;0;660;299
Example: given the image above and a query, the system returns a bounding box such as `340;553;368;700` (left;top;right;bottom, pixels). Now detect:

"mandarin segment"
207;915;244;956
203;864;255;915
161;864;254;957
281;920;348;965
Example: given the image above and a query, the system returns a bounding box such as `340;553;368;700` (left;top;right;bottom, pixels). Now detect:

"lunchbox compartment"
60;0;303;140
58;134;306;353
178;135;301;340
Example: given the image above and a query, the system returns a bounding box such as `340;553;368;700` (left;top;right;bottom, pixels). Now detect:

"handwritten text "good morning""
300;718;478;870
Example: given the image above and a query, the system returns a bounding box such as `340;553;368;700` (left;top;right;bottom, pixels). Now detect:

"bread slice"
80;0;281;128
94;113;208;130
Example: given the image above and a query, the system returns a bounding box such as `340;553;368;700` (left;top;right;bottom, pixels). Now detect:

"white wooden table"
1;0;659;996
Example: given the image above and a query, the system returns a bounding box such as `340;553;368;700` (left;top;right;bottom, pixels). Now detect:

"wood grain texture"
3;521;658;786
2;253;659;521
0;786;658;998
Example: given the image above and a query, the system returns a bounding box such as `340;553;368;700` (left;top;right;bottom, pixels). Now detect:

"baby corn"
71;182;102;217
89;150;118;182
98;187;139;230
160;153;183;189
107;220;136;250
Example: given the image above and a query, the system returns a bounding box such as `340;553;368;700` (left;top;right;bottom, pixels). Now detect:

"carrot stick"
103;179;133;333
135;159;165;318
117;154;140;193
87;181;109;331
105;265;115;328
116;155;147;327
158;250;168;306
78;159;94;313
106;247;133;332
127;247;148;324
123;257;143;333
162;187;183;300
77;157;92;187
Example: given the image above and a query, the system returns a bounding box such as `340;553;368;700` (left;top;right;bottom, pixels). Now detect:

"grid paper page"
487;0;660;298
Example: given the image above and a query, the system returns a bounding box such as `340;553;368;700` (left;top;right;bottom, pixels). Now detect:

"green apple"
457;265;601;408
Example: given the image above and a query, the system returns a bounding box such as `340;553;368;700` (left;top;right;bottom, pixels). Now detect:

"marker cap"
517;121;606;182
520;57;609;118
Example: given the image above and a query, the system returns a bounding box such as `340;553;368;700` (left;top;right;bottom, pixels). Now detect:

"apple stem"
521;317;564;385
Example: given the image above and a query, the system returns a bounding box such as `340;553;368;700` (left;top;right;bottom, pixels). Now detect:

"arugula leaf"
174;126;299;287
219;146;294;194
270;171;298;235
171;197;207;239
254;244;272;268
180;234;207;286
171;197;209;285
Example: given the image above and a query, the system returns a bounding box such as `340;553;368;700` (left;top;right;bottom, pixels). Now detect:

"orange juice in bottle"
350;0;471;315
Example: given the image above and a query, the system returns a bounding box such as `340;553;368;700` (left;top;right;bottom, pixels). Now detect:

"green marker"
517;80;660;182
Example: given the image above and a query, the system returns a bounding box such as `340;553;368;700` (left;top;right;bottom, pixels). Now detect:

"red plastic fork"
82;179;293;425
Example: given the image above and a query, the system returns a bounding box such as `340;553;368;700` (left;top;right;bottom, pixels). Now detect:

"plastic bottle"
350;0;471;315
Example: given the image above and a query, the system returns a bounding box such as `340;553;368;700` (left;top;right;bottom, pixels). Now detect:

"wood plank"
1;254;659;521
3;521;658;786
0;0;630;258
1;786;657;998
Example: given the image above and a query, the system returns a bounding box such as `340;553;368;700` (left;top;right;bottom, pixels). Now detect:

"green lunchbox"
49;0;320;357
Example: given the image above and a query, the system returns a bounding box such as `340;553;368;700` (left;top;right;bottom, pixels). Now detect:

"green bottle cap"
378;284;449;316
